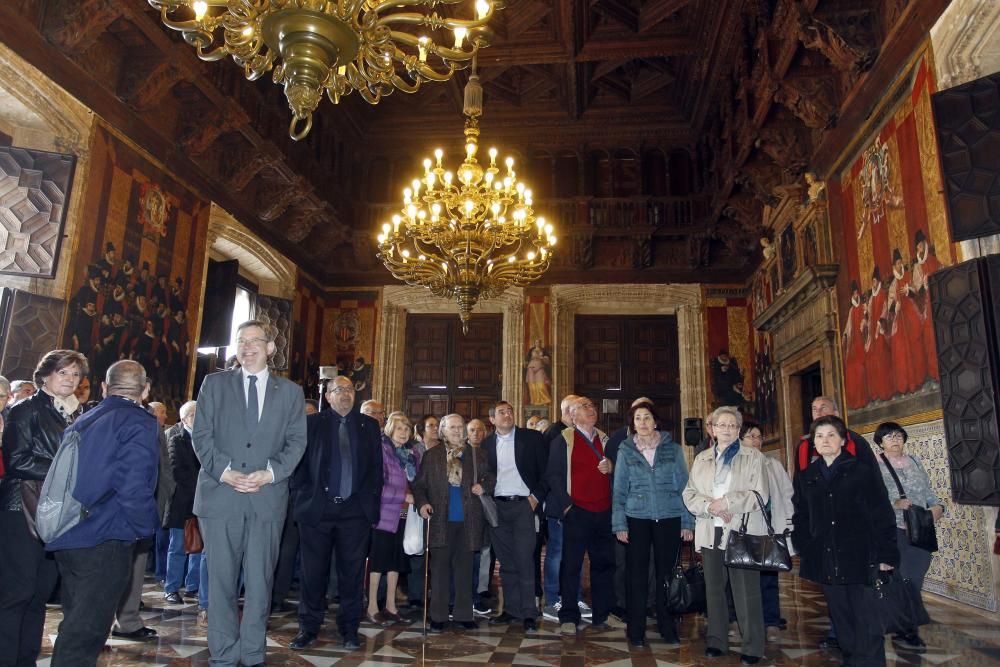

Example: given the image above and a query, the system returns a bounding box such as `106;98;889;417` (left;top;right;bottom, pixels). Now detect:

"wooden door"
574;315;680;437
403;314;502;424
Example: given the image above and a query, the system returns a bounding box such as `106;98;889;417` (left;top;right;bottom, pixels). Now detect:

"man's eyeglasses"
236;337;269;347
576;402;595;410
328;386;354;394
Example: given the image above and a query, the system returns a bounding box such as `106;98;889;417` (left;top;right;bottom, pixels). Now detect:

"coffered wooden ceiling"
0;0;949;287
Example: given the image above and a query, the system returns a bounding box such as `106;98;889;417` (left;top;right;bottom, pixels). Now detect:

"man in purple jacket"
46;360;160;666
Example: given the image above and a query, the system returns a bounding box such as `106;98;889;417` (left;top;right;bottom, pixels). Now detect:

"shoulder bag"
880;453;938;553
723;489;792;572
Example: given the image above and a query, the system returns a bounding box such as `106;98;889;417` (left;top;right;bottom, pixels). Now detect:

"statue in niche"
524;339;552;406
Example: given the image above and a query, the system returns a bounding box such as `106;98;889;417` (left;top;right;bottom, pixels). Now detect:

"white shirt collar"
242;367;270;384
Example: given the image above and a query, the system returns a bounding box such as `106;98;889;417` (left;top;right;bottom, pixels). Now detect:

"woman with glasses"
682;406;768;666
738;420;793;641
874;422;945;650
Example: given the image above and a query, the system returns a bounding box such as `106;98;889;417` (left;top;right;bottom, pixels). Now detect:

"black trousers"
625;516;680;641
51;540;135;666
558;507;614;625
0;511;59;667
823;583;886;666
430;521;473;624
490;498;538;620
298;496;370;635
272;498;300;603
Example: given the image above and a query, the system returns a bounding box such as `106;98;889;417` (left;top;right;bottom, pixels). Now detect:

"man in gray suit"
192;320;307;667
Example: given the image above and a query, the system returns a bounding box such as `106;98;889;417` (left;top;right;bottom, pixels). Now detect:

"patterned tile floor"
37;571;1000;666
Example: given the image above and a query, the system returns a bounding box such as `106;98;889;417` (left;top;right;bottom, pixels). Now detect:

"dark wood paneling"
0;289;65;380
932;72;1000;242
929;256;1000;506
403;314;502;424
574;315;680;435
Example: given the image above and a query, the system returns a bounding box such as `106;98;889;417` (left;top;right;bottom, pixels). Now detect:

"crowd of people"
0;324;946;666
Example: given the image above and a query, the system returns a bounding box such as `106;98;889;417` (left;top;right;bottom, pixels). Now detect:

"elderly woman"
414;414;440;453
793;415;898;666
874;421;944;650
412;413;495;633
682;406;768;666
0;350;87;666
612;401;694;648
367;412;421;625
739;420;794;640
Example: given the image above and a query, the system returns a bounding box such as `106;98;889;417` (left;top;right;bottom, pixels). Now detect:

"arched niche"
0;41;94;299
207;204;296;300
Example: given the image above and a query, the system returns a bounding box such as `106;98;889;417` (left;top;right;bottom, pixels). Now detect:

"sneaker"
577;600;592;618
766;626;780;642
560;622;579;636
473;599;493;615
542;601;562;621
197;608;208;627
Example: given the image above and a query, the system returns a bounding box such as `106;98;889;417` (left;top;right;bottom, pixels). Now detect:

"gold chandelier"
149;0;501;140
376;65;555;333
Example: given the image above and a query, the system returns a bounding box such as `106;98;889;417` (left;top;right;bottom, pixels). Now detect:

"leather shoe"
288;631;318;650
460;620;478;630
705;647;725;658
342;634;360;650
111;626;157;640
489;612;516;625
163;592;184;605
629;637;646;648
428;621;445;633
740;655;761;665
523;618;537;632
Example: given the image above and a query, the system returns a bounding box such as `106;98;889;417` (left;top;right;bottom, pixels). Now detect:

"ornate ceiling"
0;0;948;287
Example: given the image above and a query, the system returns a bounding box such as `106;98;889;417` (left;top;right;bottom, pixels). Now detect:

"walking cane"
422;514;431;638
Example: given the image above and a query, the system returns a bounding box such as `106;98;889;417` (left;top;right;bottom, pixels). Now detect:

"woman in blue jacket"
612;401;694;647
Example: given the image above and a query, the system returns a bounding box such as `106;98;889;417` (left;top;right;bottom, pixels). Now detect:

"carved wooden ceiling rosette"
0;147;75;278
0;0;952;286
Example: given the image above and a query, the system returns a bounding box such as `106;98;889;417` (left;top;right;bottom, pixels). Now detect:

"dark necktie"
246;375;259;427
339;417;353;498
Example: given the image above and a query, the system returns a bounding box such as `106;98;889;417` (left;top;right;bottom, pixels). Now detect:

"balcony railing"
366;196;709;234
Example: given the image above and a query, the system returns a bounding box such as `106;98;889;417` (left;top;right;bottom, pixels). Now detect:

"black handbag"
665;543;706;614
880;453;938;552
860;570;931;635
723;490;792;572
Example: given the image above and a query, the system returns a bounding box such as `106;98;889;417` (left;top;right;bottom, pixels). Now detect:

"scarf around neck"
445;441;466;487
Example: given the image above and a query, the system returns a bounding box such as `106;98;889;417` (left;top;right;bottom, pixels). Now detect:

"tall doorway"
573;315;680;436
402;314;502;423
796;362;823;436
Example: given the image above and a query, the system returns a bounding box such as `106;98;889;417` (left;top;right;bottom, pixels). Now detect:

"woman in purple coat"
366;412;421;625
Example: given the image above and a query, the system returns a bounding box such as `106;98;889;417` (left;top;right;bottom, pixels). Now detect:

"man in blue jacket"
46;360;160;666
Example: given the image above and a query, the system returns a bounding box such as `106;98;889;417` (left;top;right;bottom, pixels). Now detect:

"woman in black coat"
162;401;202;603
0;350;87;666
792;415;898;666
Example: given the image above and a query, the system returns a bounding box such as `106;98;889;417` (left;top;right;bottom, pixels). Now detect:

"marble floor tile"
35;571;1000;666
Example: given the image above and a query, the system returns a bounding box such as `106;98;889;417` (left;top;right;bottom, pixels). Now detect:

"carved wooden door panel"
574;315;680;436
403;314;502;424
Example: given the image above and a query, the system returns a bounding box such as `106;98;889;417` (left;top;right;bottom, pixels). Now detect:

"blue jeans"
198;551;208;609
544;518;562;605
150;528;169;581
164;528;202;594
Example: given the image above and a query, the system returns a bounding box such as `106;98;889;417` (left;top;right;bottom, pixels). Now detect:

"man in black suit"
482;401;548;631
289;376;383;651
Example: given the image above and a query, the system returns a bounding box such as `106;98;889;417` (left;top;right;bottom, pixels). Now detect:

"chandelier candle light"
149;0;501;140
377;63;556;333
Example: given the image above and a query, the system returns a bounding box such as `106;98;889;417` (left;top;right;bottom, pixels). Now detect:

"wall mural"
704;294;761;422
831;56;957;422
62;124;209;409
320;291;379;407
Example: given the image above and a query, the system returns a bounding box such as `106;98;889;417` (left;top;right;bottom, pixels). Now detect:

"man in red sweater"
544;396;617;635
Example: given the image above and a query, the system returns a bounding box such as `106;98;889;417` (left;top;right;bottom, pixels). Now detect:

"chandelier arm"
198;43;232;61
390;74;422;92
369;0;494;26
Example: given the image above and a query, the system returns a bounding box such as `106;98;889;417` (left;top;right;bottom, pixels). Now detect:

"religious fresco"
62;123;209;409
830;55;958;419
523;289;553;422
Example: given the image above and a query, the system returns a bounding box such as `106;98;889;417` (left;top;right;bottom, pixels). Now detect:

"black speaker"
929;255;1000;505
931;72;1000;242
683;417;704;447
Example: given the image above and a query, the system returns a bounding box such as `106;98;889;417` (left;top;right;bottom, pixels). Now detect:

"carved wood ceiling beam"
575;35;700;61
